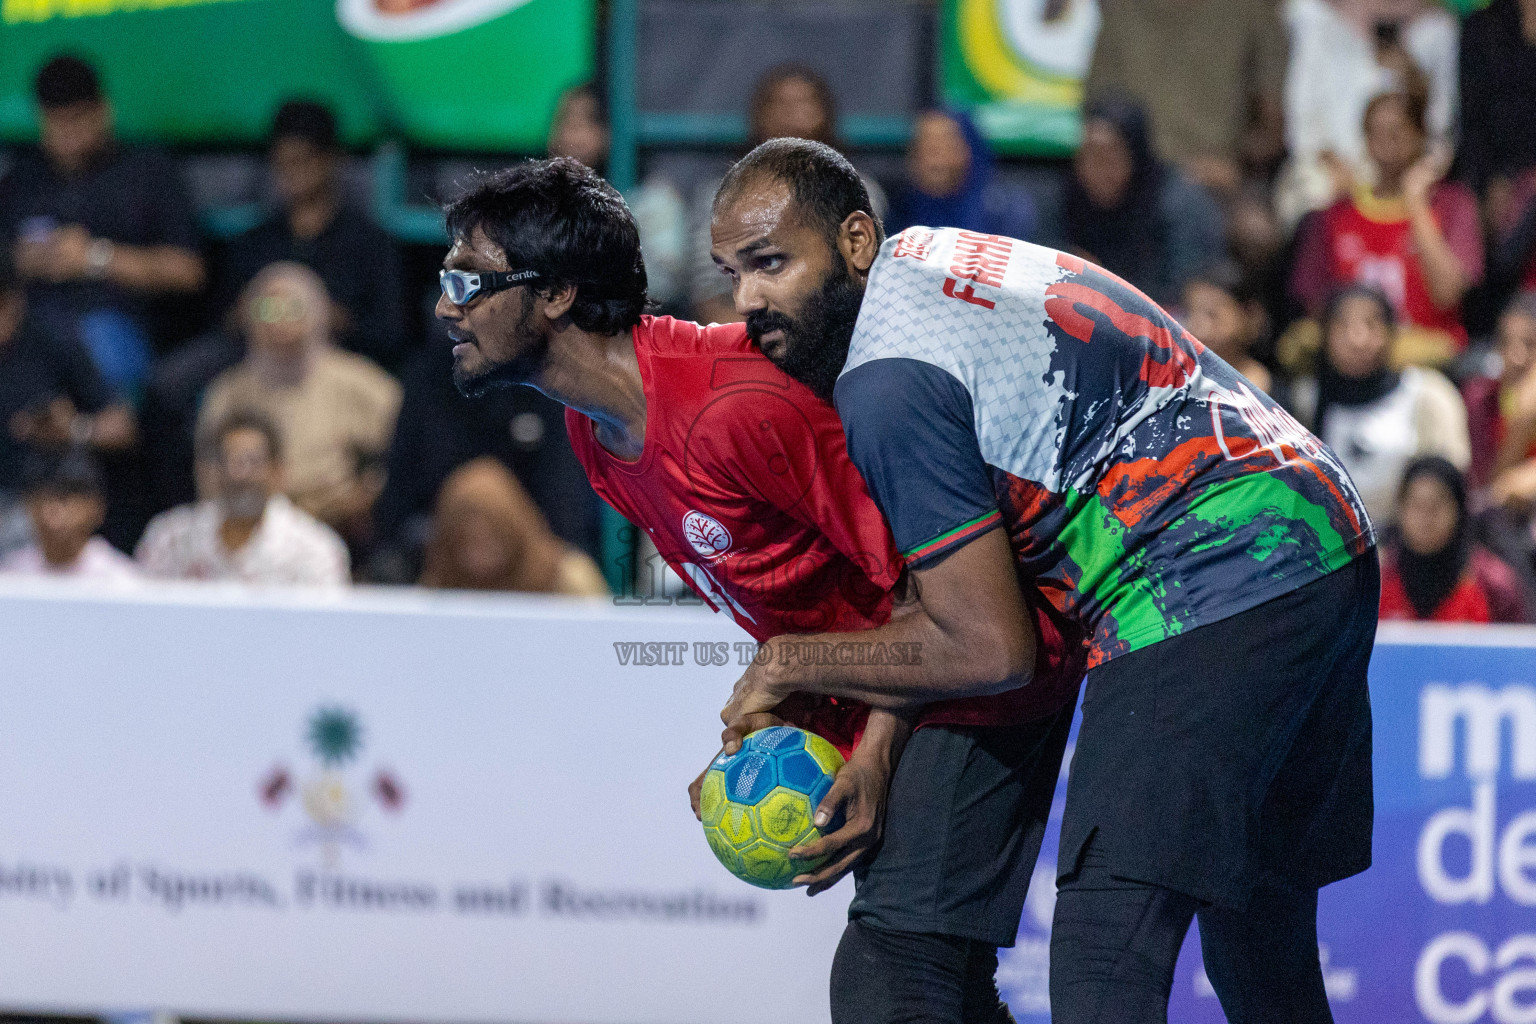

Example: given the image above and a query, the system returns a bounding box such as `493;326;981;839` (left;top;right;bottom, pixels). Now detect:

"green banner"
940;0;1098;157
0;0;593;150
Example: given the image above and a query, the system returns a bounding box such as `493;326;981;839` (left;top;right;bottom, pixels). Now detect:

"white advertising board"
0;581;849;1024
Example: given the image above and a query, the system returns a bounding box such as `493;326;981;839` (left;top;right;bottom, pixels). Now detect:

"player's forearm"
850;708;913;772
762;611;1032;710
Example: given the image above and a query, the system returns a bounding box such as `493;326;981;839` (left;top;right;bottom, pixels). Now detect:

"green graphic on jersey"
1054;469;1359;658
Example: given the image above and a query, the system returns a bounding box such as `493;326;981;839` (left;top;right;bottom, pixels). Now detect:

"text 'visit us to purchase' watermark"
613;641;922;668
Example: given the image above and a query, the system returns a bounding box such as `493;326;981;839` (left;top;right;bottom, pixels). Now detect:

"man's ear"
839;211;881;277
538;282;579;322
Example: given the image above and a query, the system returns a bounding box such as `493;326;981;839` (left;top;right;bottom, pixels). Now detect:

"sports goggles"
439;267;542;306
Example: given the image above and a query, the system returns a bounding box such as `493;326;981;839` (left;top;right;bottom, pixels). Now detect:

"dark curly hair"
444;158;648;336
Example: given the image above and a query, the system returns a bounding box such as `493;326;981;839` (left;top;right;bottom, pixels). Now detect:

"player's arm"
691;383;922;891
778;571;922;894
789;705;910;895
722;357;1035;722
723;528;1032;717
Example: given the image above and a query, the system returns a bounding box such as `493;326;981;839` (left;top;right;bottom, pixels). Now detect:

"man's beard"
746;263;864;402
452;301;546;399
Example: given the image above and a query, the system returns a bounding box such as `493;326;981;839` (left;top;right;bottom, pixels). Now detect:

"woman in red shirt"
1462;292;1536;486
1291;90;1484;364
1380;456;1529;623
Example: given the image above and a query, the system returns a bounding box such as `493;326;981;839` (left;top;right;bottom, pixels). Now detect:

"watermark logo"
259;707;405;864
683;510;732;560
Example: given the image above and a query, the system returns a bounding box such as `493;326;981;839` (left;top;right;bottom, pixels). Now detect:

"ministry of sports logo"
259;707;405;864
683;510;732;560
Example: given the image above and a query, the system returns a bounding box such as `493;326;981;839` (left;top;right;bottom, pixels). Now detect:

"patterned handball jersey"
835;227;1375;669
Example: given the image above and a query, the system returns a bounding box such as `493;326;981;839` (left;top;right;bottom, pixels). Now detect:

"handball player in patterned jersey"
712;140;1379;1024
434;157;1085;1023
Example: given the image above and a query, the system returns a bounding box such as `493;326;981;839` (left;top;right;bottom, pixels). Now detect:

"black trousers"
831;919;1017;1024
1049;836;1332;1024
832;709;1076;1024
1048;554;1379;1023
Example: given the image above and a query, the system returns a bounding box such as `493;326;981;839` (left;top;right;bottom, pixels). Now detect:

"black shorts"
1058;551;1379;909
848;706;1075;948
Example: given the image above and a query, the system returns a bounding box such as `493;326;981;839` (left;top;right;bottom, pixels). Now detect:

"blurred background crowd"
1;0;1535;627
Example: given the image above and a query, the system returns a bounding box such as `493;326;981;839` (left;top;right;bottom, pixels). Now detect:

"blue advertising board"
999;624;1536;1022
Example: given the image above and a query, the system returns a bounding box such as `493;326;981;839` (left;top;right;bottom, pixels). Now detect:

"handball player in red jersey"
434;158;1084;1023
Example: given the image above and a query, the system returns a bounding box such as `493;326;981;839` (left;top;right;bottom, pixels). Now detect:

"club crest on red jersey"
683;510;732;559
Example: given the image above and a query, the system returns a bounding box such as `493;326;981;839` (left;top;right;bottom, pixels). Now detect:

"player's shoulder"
636;313;819;417
633;314;751;356
870;225;1065;281
848;225;1070;376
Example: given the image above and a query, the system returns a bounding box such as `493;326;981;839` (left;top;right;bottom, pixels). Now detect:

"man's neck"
48;152;94;179
41;539;89;569
1521;0;1536;43
219;512;264;553
286;192;339;242
532;323;647;461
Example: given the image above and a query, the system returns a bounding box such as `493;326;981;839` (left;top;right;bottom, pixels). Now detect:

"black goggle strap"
479;269;543;290
441;267;543;302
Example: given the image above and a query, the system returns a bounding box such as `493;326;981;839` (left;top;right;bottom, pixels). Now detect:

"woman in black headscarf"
1289;283;1471;525
1379;456;1528;622
887;108;1036;241
1055;96;1226;306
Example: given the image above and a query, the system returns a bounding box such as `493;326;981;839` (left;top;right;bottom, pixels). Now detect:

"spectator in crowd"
137;409;348;586
1181;263;1274;394
885;109;1035;242
372;318;600;583
1280;0;1458;228
220;101;405;371
418;458;607;596
1483;295;1536;523
0;450;137;582
1463;292;1536;487
1290;90;1483;365
686;64;887;324
196;262;401;543
1379;456;1528;623
0;252;135;557
547;83;688;311
0;55;204;395
1289;284;1470;525
1040;97;1226;308
1457;0;1536;201
1086;0;1287;195
137;316;245;517
1487;167;1536;308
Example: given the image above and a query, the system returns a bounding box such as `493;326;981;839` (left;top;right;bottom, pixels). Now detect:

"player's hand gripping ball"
699;725;844;889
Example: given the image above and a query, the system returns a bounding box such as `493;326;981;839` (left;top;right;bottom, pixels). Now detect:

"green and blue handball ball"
700;725;845;889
